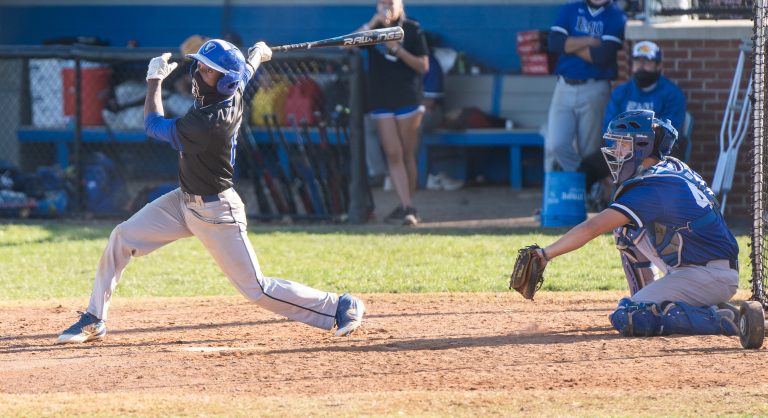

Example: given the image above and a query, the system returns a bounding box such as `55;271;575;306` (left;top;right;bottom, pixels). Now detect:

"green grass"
0;221;755;300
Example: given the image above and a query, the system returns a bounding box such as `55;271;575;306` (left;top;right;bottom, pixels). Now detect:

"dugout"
0;0;758;218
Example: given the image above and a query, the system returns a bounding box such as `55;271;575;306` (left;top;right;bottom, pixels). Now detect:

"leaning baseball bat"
271;27;404;53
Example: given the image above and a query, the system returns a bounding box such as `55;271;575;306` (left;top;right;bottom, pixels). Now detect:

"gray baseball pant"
87;187;338;329
630;260;739;306
545;78;610;172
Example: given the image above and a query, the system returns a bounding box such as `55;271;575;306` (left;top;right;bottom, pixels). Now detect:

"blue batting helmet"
601;110;678;184
186;39;246;96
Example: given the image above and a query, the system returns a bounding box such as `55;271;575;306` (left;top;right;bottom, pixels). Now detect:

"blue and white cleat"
55;311;106;344
334;293;365;336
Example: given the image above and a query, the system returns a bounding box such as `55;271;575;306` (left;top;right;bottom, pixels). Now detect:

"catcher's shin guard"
612;300;739;337
659;302;739;336
610;298;663;336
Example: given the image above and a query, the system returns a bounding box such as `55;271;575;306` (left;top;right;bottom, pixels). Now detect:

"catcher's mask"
601;110;678;184
186;39;246;96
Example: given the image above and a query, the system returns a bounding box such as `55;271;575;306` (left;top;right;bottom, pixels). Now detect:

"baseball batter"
529;110;742;337
56;39;365;344
545;0;627;172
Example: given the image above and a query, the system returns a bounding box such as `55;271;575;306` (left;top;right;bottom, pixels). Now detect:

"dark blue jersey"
603;75;686;133
549;0;626;80
609;158;738;267
144;65;254;195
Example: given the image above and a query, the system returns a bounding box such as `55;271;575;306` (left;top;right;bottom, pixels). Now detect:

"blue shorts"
370;105;425;120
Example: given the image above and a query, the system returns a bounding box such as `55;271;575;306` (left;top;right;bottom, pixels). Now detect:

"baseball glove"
509;244;547;300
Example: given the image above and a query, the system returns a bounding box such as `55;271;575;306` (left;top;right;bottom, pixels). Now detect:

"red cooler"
62;66;112;126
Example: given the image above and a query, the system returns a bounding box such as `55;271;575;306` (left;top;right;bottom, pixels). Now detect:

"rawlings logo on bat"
343;31;402;46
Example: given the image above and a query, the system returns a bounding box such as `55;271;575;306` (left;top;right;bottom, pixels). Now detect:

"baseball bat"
262;114;300;215
268;113;317;215
241;121;290;216
290;115;334;216
271;27;404;53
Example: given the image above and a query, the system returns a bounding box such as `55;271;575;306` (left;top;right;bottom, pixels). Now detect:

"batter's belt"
182;191;224;204
559;76;608;85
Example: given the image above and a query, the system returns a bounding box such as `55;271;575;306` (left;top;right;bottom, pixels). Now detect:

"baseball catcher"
511;110;764;349
509;244;548;300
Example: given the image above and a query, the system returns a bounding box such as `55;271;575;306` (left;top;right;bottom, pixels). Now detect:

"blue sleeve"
551;3;572;36
548;31;567;55
589;40;621;67
144;112;183;152
610;183;663;229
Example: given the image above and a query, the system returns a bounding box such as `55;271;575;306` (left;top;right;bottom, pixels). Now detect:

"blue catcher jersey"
602;75;686;133
609;158;738;267
550;0;627;80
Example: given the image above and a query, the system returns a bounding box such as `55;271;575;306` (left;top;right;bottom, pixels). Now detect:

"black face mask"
191;69;228;107
634;70;661;89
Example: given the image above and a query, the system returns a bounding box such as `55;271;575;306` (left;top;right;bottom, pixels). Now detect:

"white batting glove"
248;42;272;66
146;53;178;81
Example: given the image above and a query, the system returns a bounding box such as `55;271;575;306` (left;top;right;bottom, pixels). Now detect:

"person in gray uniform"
56;39;365;344
545;0;627;172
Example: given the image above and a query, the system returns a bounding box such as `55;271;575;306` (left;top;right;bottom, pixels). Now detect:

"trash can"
541;171;586;228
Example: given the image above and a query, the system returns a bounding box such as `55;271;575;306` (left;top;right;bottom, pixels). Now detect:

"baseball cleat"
55;311;106;344
334;293;365;336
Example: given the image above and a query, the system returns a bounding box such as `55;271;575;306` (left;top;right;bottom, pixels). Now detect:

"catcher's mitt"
509;244;547;300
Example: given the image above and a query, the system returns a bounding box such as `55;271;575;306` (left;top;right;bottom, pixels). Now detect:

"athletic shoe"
383;205;406;223
717;302;740;322
715;305;740;336
426;173;464;191
403;206;420;226
55;311;106;344
426;174;442;190
335;293;365;336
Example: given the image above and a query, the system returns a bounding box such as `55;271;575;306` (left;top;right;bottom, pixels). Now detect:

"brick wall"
623;22;753;219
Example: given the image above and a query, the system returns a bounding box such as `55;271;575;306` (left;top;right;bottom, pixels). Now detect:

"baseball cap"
632;41;662;62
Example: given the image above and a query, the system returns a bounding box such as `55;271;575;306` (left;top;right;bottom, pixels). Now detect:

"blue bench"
16;126;343;170
17;127;148;169
417;129;543;189
422;74;556;189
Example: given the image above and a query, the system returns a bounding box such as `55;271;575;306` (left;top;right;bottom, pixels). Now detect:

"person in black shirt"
361;0;429;225
55;39;365;344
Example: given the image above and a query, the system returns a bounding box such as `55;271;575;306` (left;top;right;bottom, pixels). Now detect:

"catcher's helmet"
601;110;678;184
186;39;246;96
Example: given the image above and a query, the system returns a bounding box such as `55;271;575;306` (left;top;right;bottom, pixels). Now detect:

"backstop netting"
751;0;768;308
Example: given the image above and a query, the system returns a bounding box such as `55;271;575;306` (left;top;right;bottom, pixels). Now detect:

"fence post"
73;58;83;214
346;51;370;224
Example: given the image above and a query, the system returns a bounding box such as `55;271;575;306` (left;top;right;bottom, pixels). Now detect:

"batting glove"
248;42;272;66
146;53;178;81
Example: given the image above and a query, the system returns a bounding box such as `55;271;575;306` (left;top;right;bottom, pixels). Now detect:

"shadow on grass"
0;220;113;247
1;219;571;241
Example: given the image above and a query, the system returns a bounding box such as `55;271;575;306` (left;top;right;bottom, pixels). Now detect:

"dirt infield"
2;291;768;417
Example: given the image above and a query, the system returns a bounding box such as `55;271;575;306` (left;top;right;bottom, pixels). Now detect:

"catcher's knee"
610;298;738;337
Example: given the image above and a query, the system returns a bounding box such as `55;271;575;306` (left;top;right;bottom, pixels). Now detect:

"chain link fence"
627;0;753;20
0;45;369;223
